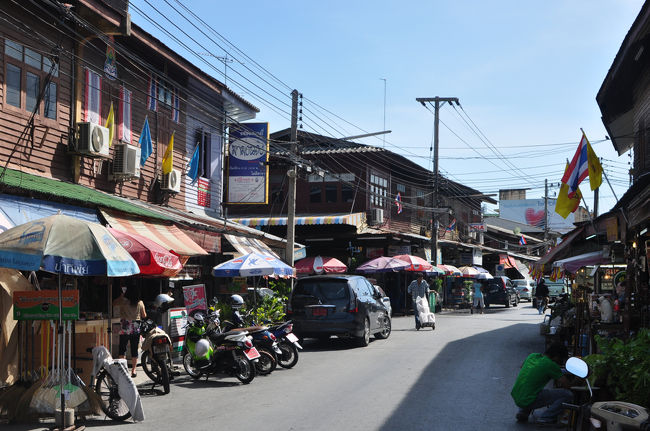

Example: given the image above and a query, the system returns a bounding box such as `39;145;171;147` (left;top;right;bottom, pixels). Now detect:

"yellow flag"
105;102;115;147
586;141;603;191
555;163;582;219
162;131;174;174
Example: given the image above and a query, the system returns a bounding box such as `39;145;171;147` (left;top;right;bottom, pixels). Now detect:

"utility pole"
544;178;548;241
416;97;458;265
285;90;299;268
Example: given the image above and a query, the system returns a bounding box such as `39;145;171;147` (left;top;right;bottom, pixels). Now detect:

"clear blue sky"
131;0;643;216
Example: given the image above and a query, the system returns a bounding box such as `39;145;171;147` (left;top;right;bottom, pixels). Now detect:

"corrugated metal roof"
0;168;169;221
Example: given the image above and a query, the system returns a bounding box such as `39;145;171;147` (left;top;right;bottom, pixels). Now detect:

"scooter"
182;312;260;384
563;357;650;430
267;321;302;369
139;294;175;394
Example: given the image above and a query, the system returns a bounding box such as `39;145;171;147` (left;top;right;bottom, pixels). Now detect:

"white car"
373;285;392;316
513;279;535;301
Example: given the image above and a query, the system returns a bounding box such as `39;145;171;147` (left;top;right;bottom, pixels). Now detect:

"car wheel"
375;316;391;339
505;297;511;308
357;317;370;347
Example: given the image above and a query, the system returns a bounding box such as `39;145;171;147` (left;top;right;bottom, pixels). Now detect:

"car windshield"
513;280;527;287
294;280;350;301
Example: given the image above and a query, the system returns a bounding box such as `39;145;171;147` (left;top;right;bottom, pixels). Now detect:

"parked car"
288;275;392;346
532;278;566;307
373;285;392;316
512;279;535;302
484;276;519;308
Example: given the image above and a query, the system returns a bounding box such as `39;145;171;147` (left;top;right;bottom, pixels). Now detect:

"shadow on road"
378;321;542;431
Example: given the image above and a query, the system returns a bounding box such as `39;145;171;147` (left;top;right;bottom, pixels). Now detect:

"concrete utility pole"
544;178;548;241
285;90;299;268
416;97;459;265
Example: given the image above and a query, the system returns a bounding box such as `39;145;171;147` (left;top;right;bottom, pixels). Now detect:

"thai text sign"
183;284;207;316
469;223;486;232
13;290;79;320
227;123;269;204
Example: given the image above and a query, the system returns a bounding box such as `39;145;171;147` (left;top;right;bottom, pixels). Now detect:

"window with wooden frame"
369;172;388;208
3;38;59;120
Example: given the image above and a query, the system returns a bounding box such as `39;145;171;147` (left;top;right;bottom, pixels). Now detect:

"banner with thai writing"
182;284;207;316
13;290;79;320
226;123;269;204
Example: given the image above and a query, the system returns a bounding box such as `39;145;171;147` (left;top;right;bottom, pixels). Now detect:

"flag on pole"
586;138;603;191
555;162;582;219
519;235;527;245
104;101;114;147
395;192;403;214
187;143;200;184
162;131;174;175
139;116;152;167
561;131;603;197
446;218;456;231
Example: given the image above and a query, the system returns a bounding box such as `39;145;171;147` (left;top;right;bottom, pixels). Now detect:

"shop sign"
176;264;202;279
366;247;384;259
388;245;411;256
13;290;79;320
183;284;207;316
469;223;486;232
168;307;187;352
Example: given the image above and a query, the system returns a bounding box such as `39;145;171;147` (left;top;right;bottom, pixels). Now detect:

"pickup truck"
532;278;566;308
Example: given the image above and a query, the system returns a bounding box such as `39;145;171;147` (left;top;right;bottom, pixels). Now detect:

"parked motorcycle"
267;321;302;369
139;294;175;394
563;357;650;430
182;312;260;384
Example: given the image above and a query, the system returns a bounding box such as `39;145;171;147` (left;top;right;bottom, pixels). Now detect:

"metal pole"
286;90;299;269
58;274;65;428
544;178;548;241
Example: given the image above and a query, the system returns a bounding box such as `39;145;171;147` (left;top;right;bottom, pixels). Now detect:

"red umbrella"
393;254;433;272
108;228;183;276
295;255;347;274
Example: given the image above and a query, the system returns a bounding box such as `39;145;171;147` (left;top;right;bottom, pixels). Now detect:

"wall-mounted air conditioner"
161;169;181;193
368;208;384;225
75;122;110;157
112;143;140;179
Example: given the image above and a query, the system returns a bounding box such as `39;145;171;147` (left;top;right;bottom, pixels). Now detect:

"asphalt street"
10;303;548;431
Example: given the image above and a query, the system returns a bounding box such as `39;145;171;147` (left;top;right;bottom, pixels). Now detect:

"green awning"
0;168;169;221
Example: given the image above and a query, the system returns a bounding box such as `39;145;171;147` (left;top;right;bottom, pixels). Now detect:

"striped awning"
231;212;365;229
101;209;207;257
224;234;280;259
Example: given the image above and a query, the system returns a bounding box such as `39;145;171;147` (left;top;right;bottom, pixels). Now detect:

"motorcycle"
139;294;175;394
563;357;650;430
182;312;260;384
267;321;302;369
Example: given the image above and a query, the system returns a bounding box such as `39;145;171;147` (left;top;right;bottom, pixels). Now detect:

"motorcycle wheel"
277;341;299;369
182;352;203;380
233;353;256;384
95;370;132;421
141;350;163;384
160;357;170;394
256;347;277;375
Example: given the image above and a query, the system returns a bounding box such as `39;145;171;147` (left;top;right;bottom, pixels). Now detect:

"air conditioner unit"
112;143;141;178
161;169;181;193
75;122;110;157
368;208;384;224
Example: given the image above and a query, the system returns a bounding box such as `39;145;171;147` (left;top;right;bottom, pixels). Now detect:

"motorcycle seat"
230;326;267;334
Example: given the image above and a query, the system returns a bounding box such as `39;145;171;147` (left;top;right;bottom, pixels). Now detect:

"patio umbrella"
437;264;462;276
475;272;494;280
108;228;182;277
458;266;480;277
356;256;409;273
212;252;294;278
425;265;445;276
294;255;347;274
0;214;139;427
393;255;433;272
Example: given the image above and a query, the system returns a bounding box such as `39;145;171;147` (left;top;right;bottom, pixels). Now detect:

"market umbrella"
458;266;480;277
108;228;182;277
212;252;294;278
436;264;462;276
425;266;445;275
393;255;433;272
475;272;493;280
0;214;139;427
294;255;347;274
356;256;409;273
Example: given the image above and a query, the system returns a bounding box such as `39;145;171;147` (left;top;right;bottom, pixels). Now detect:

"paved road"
11;303;546;431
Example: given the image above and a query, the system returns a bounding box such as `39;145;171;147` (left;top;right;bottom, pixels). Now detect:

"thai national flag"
395;192;403;214
561;134;589;198
446;218;456;231
519;235;527;245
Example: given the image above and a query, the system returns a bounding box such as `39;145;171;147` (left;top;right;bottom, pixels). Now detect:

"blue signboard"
227;123;269;204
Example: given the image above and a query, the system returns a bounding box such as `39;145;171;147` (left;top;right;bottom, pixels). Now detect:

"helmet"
230;294;244;309
153;294;174;311
194;339;211;358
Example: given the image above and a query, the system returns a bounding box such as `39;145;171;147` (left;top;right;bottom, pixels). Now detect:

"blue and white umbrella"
213;252;294;278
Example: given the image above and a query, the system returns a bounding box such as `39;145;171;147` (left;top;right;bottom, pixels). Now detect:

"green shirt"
510;353;563;408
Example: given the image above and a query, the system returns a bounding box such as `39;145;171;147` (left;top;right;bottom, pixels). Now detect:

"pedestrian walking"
471;279;485;314
407;273;429;330
113;285;147;377
535;279;549;315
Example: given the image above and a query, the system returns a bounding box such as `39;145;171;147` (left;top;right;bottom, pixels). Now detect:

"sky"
130;0;644;218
